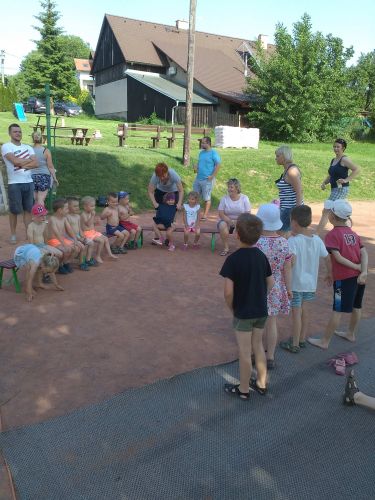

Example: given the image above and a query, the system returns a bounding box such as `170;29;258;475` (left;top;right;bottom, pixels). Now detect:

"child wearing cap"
27;204;63;260
152;192;177;251
308;200;368;349
282;205;331;353
118;191;142;249
255;203;292;368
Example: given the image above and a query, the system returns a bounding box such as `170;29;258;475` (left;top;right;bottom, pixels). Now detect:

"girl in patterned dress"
256;204;292;368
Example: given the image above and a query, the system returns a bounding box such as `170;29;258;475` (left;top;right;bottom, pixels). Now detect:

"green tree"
246;14;356;142
22;0;80;99
58;34;91;59
0;80;19;111
350;51;375;112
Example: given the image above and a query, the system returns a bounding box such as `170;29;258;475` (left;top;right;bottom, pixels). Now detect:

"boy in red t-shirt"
308;200;368;349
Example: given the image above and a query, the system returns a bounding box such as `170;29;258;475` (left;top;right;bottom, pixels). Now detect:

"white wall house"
74;58;95;96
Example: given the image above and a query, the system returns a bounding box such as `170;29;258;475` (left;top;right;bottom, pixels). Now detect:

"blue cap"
118;191;131;199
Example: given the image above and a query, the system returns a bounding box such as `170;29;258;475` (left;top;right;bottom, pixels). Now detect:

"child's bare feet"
96;257;104;264
108;254;118;260
335;331;355;342
307;337;329;349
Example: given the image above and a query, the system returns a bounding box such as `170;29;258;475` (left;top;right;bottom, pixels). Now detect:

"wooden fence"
175;107;248;128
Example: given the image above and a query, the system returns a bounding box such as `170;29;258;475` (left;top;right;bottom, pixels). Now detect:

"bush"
138;112;168;126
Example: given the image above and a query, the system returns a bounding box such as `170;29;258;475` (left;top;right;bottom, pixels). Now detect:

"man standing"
1;124;38;243
193;136;221;220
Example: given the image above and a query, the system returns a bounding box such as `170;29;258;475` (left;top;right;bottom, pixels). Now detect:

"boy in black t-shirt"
220;213;274;400
152;192;177;251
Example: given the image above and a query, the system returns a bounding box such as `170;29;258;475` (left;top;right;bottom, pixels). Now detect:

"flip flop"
224;383;249;400
279;340;300;353
220;249;230;256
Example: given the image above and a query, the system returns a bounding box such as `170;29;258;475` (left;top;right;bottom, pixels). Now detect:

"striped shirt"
275;164;302;209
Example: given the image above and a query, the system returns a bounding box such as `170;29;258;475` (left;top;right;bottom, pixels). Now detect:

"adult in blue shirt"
193;137;221;220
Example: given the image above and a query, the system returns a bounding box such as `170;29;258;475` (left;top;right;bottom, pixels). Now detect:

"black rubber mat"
1;319;375;499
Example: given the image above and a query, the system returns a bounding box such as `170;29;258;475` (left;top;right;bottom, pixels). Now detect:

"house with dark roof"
91;14;272;123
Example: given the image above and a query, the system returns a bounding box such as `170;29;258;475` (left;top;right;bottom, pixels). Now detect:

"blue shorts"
291;291;315;308
333;277;366;313
8;182;34;214
193;178;215;202
280;207;293;232
106;224;126;236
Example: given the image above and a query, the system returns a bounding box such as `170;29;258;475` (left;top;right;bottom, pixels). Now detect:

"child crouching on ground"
152;192;177;252
118;191;142;249
80;196;118;262
281;205;331;353
220;213;274;400
182;191;201;250
14;244;63;301
308;200;368;349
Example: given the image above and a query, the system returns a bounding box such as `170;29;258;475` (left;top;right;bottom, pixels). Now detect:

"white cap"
257;203;283;231
325;199;352;219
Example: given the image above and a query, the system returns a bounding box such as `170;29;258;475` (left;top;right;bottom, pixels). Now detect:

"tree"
21;0;80;99
246;14;356;142
58;35;91;60
349;51;375;112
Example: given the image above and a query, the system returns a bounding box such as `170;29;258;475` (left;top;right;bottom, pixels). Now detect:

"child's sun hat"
256;203;282;231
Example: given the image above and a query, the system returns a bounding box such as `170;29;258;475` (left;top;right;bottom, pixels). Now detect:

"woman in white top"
217;178;251;256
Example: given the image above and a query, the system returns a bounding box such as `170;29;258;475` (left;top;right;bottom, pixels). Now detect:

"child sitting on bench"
152;192;177;252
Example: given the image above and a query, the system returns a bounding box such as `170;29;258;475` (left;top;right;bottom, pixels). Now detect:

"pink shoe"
337;352;359;366
181;244;188;251
328;357;346;375
168;244;176;252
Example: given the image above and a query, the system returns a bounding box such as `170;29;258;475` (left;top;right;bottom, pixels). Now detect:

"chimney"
258;34;268;50
176;19;189;30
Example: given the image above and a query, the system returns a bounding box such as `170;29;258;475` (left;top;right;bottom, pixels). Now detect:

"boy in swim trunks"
67;197;94;270
118;191;142;249
47;198;80;274
27;204;63;261
100;192;129;254
80;196;118;263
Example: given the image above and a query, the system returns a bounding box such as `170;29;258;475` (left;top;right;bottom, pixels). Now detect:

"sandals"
249;378;267;396
220;249;230;256
343;369;359;406
337;352;359;366
224;383;249;400
279;340;300;353
328;357;346;376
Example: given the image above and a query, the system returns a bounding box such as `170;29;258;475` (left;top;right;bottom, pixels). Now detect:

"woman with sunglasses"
217;178;251;256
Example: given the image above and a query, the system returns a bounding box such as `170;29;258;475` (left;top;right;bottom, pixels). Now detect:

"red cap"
31;204;48;216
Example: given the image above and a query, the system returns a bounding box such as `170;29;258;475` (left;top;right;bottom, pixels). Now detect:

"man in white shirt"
1;124;39;243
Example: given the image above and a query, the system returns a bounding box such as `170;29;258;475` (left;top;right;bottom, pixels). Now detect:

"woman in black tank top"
316;138;360;236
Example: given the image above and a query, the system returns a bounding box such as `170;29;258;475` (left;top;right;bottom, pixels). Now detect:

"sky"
1;0;375;75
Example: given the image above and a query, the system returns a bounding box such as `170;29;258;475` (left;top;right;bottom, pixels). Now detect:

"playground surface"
0;201;374;499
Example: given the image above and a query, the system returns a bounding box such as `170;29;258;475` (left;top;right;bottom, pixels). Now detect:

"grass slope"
1;112;374;210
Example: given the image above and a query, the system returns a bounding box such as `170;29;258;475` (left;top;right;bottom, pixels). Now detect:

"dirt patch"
0;202;374;431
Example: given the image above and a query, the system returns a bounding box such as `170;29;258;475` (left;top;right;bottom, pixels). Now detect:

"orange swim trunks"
83;229;103;240
47;238;74;248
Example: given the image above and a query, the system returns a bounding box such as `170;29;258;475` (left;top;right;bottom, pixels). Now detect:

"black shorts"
8;182;34;214
333;277;366;313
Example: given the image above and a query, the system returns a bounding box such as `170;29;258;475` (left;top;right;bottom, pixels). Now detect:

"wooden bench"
140;225;219;253
42;134;91;146
0;259;21;293
116;124;162;148
166;127;211;149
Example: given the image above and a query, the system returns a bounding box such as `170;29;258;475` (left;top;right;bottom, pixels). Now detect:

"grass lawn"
1;111;374;210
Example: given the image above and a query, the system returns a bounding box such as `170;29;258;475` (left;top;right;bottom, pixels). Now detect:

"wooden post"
182;0;197;166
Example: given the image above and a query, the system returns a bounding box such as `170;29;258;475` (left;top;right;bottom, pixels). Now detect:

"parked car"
54;101;82;116
23;97;46;114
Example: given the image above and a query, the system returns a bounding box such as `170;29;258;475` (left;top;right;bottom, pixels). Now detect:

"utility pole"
0;50;5;85
182;0;197;166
